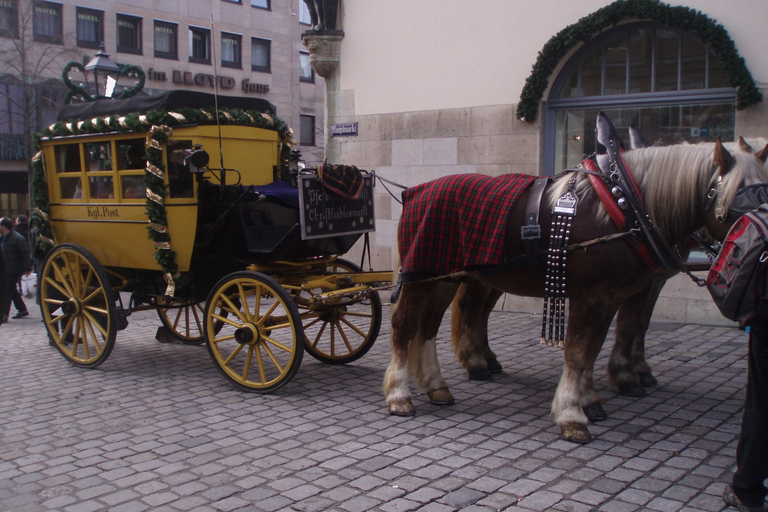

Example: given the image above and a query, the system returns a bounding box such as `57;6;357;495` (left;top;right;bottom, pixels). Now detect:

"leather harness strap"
583;159;660;270
520;177;549;266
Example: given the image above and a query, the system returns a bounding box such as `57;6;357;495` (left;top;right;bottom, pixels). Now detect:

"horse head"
703;139;768;241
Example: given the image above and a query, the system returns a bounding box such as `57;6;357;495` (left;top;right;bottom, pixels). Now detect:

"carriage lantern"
84;43;122;99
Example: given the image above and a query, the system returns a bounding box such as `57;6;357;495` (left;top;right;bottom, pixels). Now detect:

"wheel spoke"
261;341;285;372
335;321;355;353
257;298;280;327
340;315;368;338
211;333;236;343
237;282;251;321
311;321;328;348
44;274;71;299
49;259;75;298
254;344;267;383
262;333;294;354
220;293;245;323
84;316;103;355
223;343;245;365
242;346;253;381
82;309;109;338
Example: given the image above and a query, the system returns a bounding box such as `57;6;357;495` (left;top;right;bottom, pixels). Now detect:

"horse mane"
547;142;768;244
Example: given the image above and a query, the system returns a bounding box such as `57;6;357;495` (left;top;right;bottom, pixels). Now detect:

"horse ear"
715;138;736;175
738;136;754;154
628;124;650;149
755;144;768;164
596;112;625;151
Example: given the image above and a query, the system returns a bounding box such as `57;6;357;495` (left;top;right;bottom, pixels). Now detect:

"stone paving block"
0;307;755;511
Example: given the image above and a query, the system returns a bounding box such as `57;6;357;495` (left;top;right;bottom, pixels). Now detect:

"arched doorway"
544;22;735;174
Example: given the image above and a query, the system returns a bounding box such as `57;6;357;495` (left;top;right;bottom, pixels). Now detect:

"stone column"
301;33;343;163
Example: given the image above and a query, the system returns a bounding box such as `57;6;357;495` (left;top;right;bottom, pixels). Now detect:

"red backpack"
707;204;768;327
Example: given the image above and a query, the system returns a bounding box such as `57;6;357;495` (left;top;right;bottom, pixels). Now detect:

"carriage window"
547;23;736;173
121;175;146;199
89;176;114;199
60;177;82;199
167;140;194;198
86;143;112;171
118;140;146;170
55;144;82;173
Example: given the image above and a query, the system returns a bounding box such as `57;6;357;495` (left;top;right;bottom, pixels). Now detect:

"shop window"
76;7;103;49
221;32;241;69
33;1;62;44
189;26;210;64
547;23;736;174
251;37;270;73
154;20;177;60
0;0;18;39
116;14;142;54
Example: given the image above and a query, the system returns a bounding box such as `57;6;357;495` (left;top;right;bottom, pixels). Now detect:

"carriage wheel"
156;298;207;345
296;259;382;365
39;244;117;368
204;271;304;392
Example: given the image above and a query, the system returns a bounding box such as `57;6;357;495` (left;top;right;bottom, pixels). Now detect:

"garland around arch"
516;0;763;122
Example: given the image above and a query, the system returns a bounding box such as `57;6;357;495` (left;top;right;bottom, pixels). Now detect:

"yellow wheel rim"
40;245;115;367
205;272;303;392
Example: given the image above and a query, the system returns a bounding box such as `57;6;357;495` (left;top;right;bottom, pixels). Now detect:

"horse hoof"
618;382;648;398
388;398;416;417
560;422;592;444
639;372;657;387
582;403;607;422
427;387;455;406
468;368;493;381
487;358;503;373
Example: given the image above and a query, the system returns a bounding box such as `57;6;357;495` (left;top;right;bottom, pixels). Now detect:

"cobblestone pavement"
0;299;757;512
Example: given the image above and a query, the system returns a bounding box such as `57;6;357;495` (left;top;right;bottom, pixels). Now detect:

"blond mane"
547;142;768;243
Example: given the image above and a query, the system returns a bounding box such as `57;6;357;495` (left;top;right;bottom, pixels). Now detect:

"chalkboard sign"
298;173;375;240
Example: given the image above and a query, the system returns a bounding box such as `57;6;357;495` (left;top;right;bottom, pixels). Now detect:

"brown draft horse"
384;135;768;444
450;136;768;398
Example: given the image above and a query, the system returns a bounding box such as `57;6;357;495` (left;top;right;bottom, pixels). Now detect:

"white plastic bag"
21;273;36;299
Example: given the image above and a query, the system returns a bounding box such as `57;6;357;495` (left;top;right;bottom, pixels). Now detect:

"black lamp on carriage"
84;43;122;99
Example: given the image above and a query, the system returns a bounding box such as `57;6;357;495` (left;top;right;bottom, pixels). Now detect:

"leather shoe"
723;485;767;512
12;311;29;319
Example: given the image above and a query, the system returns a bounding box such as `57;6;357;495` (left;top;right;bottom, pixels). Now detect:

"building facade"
317;0;768;324
0;0;325;216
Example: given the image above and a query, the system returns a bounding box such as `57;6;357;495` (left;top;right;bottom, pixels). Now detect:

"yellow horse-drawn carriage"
32;90;390;391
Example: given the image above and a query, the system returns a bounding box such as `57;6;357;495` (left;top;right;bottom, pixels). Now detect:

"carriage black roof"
56;90;276;122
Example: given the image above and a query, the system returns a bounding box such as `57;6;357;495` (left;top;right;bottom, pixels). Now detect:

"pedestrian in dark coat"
717;185;768;512
14;215;29;243
0;217;31;322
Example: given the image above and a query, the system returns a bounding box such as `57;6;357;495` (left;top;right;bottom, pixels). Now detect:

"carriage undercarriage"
40;245;392;392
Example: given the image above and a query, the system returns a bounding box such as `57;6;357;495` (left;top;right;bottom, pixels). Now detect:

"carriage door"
544;22;736;175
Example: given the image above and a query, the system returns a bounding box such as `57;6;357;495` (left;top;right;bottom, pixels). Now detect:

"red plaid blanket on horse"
399;173;536;279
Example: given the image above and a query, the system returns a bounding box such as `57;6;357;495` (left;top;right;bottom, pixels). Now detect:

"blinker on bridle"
703;173;725;223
